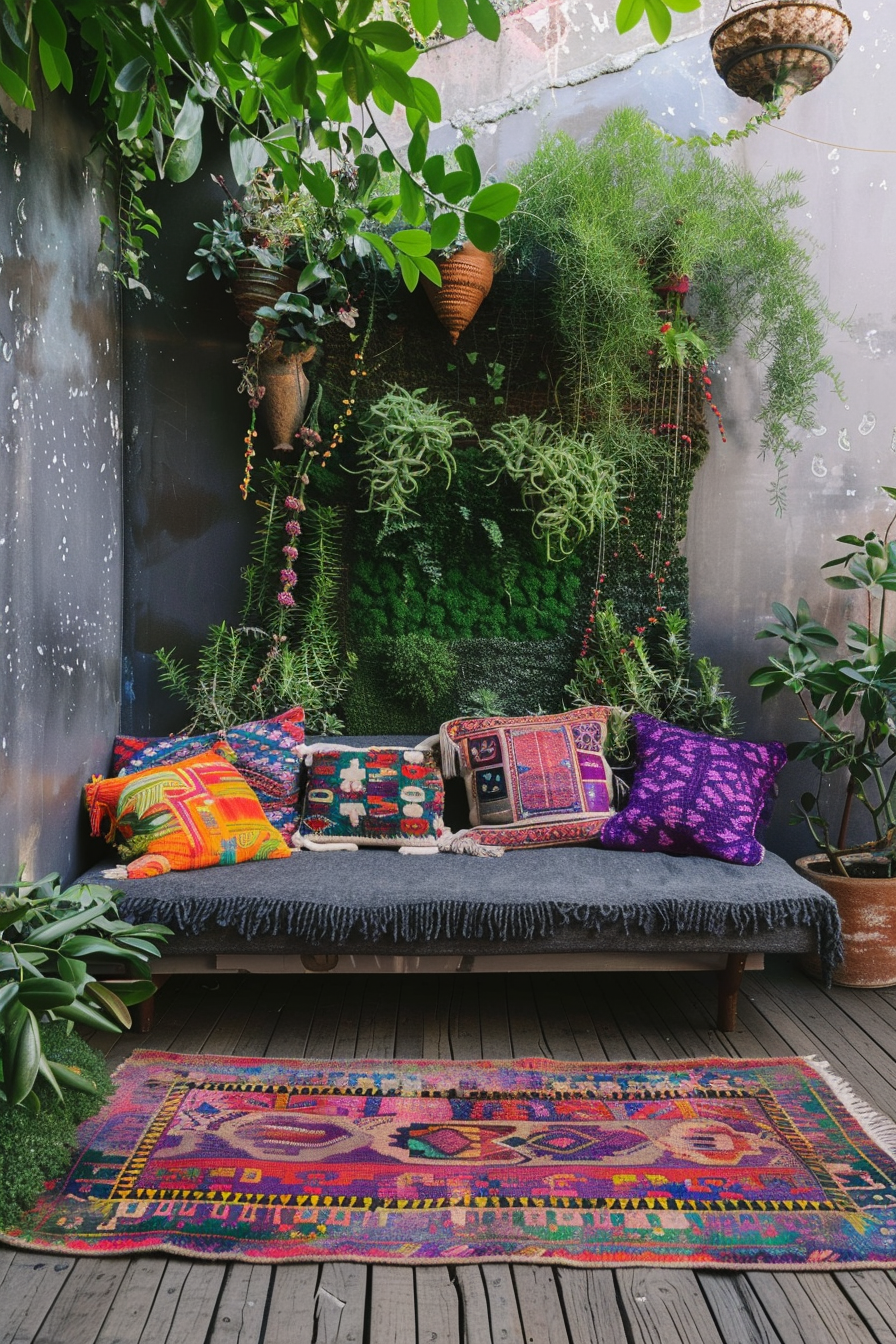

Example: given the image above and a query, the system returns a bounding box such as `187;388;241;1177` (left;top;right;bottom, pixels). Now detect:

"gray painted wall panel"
0;85;122;883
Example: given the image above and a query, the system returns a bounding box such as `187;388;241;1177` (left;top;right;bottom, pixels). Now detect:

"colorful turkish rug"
5;1052;896;1268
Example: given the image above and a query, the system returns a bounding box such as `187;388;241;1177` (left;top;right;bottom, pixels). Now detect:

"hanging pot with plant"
231;260;300;329
422;242;496;345
709;1;852;112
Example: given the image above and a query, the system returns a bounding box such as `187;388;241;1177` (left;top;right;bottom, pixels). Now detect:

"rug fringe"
803;1055;896;1162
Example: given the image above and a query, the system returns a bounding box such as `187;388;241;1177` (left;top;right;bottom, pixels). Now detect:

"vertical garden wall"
0;84;121;883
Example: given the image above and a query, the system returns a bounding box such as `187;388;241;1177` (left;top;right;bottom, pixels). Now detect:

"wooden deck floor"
4;960;896;1344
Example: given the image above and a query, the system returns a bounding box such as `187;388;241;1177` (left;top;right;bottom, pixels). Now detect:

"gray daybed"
77;738;842;1035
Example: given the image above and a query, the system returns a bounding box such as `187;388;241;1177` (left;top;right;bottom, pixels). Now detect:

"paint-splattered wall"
0;85;121;883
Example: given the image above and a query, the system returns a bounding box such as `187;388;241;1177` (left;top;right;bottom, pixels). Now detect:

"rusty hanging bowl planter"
710;1;851;112
421;242;495;345
231;258;299;329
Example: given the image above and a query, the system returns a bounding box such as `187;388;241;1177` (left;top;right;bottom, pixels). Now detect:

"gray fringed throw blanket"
76;848;843;982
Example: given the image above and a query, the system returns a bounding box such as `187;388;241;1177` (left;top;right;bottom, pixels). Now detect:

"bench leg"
135;975;170;1033
716;954;748;1032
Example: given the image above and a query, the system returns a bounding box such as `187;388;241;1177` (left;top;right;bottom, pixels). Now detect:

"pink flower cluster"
278;492;306;610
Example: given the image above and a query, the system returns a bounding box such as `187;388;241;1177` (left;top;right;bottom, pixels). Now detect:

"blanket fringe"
803;1056;896;1161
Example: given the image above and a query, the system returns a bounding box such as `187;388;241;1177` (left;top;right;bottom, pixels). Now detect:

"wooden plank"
128;1259;192;1343
0;1248;17;1294
303;978;347;1059
531;976;582;1062
395;977;427;1059
201;978;268;1057
596;975;662;1062
449;978;481;1060
331;976;366;1058
207;1263;271;1344
615;1267;724;1344
354;976;400;1060
159;1263;227;1344
94;1257;168;1344
422;977;452;1060
0;1255;75;1344
556;1268;628;1344
511;1266;570;1344
415;1267;461;1344
163;980;244;1056
263;1266;318;1344
755;1273;878;1344
233;976;298;1058
505;975;547;1058
481;1265;525;1344
315;1262;367;1344
264;977;322;1060
835;1271;896;1344
697;1272;787;1344
454;1267;492;1344
577;977;635;1061
369;1267;416;1343
555;978;607;1064
746;1272;840;1344
477;976;513;1060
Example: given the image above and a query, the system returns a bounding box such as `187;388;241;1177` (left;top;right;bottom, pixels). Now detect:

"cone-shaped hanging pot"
256;342;317;453
422;243;495;345
710;1;851;111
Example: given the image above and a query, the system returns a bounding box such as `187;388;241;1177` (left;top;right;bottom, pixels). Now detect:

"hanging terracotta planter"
710;2;851;112
421;242;495;345
257;342;317;452
231;259;299;329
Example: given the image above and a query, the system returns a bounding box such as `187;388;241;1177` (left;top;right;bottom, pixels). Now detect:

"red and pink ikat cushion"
438;706;615;850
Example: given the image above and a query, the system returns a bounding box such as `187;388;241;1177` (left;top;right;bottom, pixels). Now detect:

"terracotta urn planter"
257;342;317;452
710;2;852;112
796;854;896;988
421;243;495;345
231;259;299;329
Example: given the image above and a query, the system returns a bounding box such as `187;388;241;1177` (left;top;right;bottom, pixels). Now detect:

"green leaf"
397;250;421;291
466;0;500;38
191;0;218;60
240;83;262;123
421;154;445;192
156;9;193;62
454;143;480;195
342;41;375;103
407;125;429;173
409;77;440;122
303;160;337;206
430;211;460;250
105;979;158;1006
399;170;426;225
86;982;133;1030
10;1009;41;1106
38;39;62;92
357;19;414;49
644;0;672;43
25;901;114;947
299;2;330;52
114;56;150;93
665;0;700;9
371;84;395;114
229;126;268;184
17;978;76;1010
826;575;862;590
33;0;67;49
53;1000;123;1034
467;181;519;221
47;1059;98;1095
165;129;203;181
391;228;432;256
371;55;414;105
172;90;204;140
463;210;500;251
0;62;35;110
409;0;440;37
616;0;646;32
360;230;396;268
260;26;299;56
415;254;442;286
440;169;472;203
316;29;350;69
437;0;468;37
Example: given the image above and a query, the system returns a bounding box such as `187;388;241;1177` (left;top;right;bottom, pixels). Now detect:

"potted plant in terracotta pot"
749;486;896;986
189;169;358;487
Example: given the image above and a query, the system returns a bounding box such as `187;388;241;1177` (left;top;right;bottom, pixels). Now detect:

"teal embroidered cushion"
299;745;445;847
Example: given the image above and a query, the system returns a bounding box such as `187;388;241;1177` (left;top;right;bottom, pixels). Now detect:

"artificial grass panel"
0;1023;112;1230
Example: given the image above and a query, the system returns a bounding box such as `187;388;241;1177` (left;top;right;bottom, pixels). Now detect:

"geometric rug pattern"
5;1052;896;1268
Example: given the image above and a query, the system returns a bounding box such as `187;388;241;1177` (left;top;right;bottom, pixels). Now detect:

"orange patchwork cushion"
85;750;293;878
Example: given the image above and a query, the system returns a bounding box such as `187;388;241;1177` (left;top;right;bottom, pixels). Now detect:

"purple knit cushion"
599;714;787;865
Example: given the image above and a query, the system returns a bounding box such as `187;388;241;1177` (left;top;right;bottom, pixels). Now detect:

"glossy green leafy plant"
0;874;170;1111
749;487;896;876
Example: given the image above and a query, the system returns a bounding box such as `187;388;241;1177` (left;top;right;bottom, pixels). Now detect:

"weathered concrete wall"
419;0;892;859
0;85;122;883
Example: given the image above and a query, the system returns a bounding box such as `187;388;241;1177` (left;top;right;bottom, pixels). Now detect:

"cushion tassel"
437;829;505;858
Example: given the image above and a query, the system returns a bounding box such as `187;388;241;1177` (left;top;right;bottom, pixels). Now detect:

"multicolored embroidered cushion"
111;707;306;840
599;713;787;865
439;707;614;848
85;751;293;878
299;746;444;847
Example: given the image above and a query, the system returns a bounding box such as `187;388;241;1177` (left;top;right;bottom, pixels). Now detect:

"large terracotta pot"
710;2;851;112
421;243;495;345
257;342;317;452
796;854;896;987
231;259;299;329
